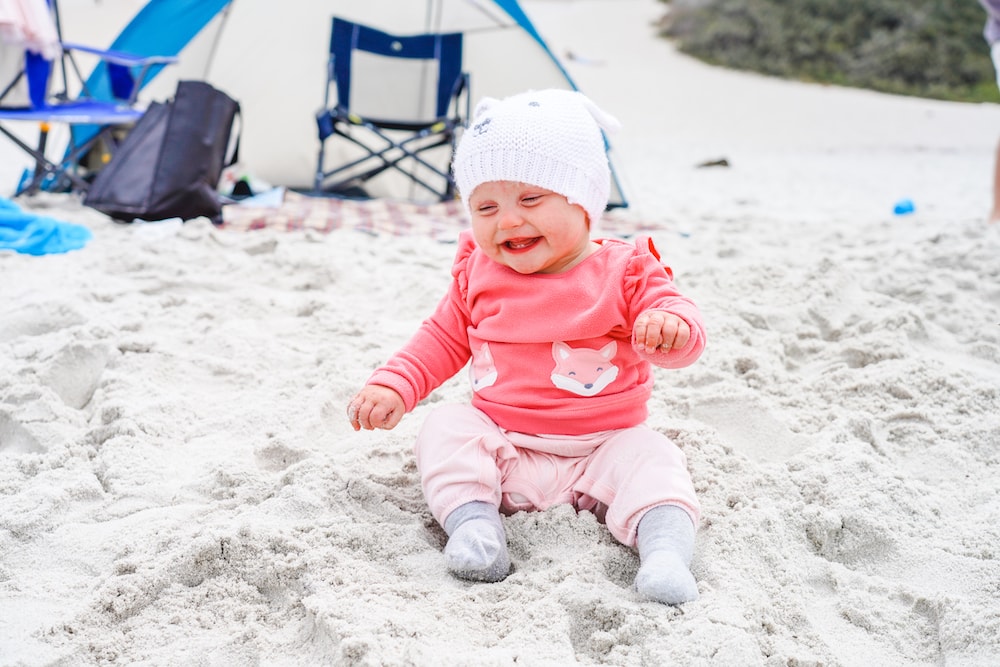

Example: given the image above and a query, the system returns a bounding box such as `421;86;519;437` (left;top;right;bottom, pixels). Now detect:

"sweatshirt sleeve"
625;237;706;369
365;236;476;412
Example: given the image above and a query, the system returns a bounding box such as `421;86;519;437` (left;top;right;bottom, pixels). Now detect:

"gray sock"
442;501;511;583
635;505;699;605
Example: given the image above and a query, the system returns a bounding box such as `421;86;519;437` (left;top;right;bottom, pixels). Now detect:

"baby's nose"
497;211;523;230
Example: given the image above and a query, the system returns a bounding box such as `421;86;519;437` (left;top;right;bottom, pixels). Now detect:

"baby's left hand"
633;311;691;354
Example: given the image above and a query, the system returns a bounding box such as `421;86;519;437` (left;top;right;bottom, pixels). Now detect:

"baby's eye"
522;195;542;205
476;203;497;214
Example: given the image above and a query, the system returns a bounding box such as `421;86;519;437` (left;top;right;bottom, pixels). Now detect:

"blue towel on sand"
0;197;92;255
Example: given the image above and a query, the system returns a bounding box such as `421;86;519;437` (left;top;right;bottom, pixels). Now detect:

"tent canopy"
56;0;626;206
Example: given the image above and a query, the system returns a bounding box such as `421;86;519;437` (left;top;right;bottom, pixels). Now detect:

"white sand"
3;1;1000;665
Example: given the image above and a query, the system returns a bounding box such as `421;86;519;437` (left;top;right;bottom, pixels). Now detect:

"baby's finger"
632;317;653;349
358;401;384;431
642;319;665;352
367;403;397;431
656;319;678;350
346;399;363;431
380;408;403;430
658;318;690;351
354;404;371;430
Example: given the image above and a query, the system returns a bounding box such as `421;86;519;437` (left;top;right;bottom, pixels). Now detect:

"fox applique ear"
470;342;498;392
552;340;618;363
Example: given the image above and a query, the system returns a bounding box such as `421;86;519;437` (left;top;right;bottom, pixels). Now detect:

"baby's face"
468;181;594;275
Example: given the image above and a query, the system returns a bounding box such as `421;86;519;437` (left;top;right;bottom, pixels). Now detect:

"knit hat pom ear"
579;94;622;135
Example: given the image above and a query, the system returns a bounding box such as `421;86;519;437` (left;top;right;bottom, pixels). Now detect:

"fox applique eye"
549;341;619;397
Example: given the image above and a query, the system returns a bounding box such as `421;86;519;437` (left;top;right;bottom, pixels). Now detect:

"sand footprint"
564;596;653;662
0;410;43;454
688;395;810;465
40;343;111;410
254;439;311;473
93;524;310;624
0;301;86;342
802;507;896;568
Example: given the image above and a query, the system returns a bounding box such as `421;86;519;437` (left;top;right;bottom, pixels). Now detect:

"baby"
348;89;706;605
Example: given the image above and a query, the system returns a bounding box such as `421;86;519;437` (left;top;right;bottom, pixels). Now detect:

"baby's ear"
472;97;500;119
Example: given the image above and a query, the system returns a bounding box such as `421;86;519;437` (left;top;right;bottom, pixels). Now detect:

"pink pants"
414;404;700;547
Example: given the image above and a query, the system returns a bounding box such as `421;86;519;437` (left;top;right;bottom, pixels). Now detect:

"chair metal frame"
314;17;470;201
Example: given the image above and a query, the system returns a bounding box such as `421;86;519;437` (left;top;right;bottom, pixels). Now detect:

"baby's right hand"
347;385;405;431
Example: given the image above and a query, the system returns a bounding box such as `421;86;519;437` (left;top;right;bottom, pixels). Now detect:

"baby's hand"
633;311;691;354
347;385;405;431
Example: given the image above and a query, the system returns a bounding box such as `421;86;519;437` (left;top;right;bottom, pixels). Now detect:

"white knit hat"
452;89;620;227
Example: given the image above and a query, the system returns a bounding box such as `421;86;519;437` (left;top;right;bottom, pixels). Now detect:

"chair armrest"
61;42;178;67
61;42;178;104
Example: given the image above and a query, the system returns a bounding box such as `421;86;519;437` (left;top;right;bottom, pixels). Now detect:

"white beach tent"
54;0;628;207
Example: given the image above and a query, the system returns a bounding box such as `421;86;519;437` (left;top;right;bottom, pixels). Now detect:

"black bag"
84;80;240;222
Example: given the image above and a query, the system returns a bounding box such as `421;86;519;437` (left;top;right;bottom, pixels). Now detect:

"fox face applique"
469;342;498;392
550;341;619;397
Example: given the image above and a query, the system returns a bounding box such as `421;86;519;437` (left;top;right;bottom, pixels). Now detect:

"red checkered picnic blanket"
220;191;469;241
219;190;652;240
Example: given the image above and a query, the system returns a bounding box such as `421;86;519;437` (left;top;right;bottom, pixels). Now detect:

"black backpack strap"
226;103;242;167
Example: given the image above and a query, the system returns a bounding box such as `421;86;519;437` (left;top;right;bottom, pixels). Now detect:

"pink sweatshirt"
367;230;706;435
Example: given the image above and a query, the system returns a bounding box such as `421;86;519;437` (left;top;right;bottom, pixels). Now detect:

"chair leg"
314;140;327;191
1;123;97;195
30;122;50;187
315;123;457;201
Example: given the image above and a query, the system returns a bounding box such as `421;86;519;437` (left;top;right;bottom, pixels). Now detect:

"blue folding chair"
0;8;176;196
314;17;470;201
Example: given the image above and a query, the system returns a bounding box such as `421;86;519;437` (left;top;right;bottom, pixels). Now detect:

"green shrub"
659;0;998;102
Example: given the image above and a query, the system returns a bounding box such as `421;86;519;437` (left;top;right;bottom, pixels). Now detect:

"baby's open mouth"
504;237;540;251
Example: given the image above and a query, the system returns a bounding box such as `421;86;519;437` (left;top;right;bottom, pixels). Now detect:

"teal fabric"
0;198;92;256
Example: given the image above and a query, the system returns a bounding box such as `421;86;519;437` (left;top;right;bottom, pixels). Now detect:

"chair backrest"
329;17;463;123
24;52;52;109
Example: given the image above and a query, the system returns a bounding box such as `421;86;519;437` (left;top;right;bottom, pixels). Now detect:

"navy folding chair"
0;5;176;196
314;17;470;201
